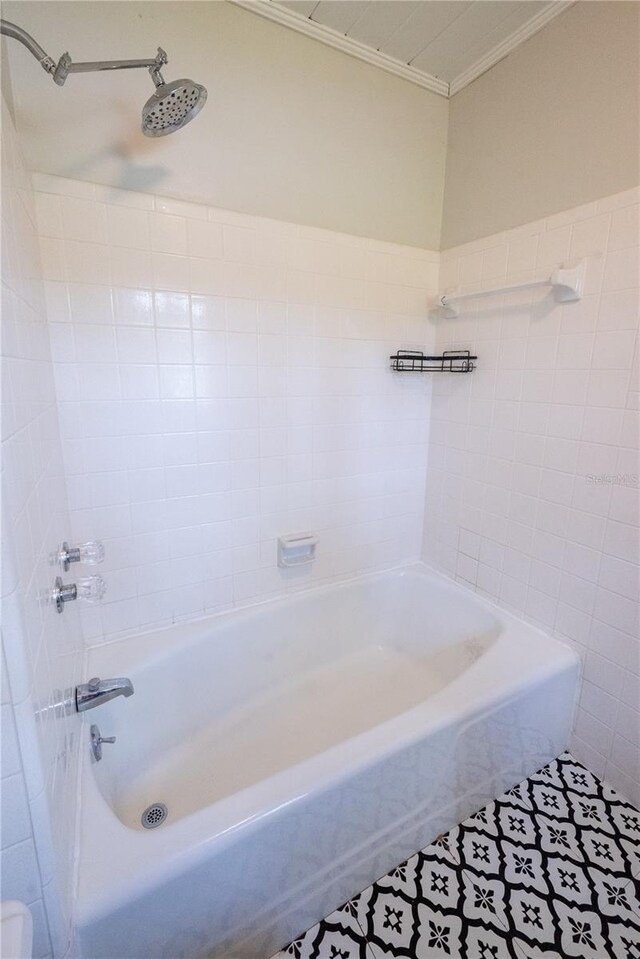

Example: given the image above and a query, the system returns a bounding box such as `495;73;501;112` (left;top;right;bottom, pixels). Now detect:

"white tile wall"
424;188;640;803
33;173;437;645
1;101;84;958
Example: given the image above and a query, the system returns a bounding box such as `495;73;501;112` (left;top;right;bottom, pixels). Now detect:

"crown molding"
229;0;450;97
448;1;574;95
231;1;575;100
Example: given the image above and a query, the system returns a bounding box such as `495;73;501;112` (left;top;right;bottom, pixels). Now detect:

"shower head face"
142;77;207;137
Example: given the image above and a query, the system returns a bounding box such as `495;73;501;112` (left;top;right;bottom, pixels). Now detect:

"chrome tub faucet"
76;676;134;712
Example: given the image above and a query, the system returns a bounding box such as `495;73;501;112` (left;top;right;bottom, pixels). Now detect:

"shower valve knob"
90;725;116;762
59;540;105;571
52;575;106;613
76;576;107;603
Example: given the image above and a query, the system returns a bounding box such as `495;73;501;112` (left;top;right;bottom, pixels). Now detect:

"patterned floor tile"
460;870;510;932
429;828;462;866
273;895;374;959
505;754;640;958
273;753;640;959
357;842;525;959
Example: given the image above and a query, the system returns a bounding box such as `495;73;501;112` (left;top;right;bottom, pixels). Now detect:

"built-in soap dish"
277;533;318;568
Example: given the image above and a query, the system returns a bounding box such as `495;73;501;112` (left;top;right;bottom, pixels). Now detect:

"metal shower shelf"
435;259;586;318
390;350;476;373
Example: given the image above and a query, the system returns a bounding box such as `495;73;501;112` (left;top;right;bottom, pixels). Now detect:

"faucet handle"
76;576;106;603
90;724;116;761
88;677;101;692
59;540;105;571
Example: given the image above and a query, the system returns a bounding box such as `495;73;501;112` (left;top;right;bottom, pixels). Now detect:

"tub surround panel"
1;99;83;958
34;173;436;646
424;187;640;804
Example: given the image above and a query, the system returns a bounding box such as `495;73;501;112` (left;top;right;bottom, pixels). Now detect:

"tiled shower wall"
33;173;436;644
424;188;640;804
1;101;84;959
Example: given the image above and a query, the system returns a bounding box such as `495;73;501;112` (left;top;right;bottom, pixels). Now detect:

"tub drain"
141;802;168;829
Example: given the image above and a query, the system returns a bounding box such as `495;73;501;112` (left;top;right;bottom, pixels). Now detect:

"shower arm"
0;19;168;88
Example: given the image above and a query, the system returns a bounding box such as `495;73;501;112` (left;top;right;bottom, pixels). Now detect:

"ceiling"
232;0;572;96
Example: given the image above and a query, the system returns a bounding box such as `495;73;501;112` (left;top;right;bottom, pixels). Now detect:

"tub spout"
76;676;134;712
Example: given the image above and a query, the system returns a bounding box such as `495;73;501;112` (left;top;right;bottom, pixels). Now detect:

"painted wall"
442;2;640;248
1;98;84;959
3;1;448;249
424;188;640;803
34;172;436;644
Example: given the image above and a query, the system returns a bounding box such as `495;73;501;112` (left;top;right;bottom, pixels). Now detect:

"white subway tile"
574;706;614;756
569;214;610;260
68;284;113;325
608;204;640;252
603;519;640;563
598;554;639;602
187;219;224;259
111;247;152;289
615;703;640;747
73;325;116;364
60;197;107;244
0;838;43;903
580;679;620;728
556;333;594;370
594;347;633;390
546;201;599;231
157;330;193;365
603;246;639;292
603;759;639;805
155;196;208;220
93;183;154;210
586;371;630;408
598;289;640;332
31;172;95;198
113;288;153;327
150;213;187;255
191;295;226;330
152;253;190;292
107;206;150;250
34;193;62;238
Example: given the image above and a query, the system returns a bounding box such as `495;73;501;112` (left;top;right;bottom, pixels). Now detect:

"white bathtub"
76;564;579;959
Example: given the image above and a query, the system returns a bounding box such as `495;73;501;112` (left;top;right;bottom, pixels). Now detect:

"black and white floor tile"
271;753;640;959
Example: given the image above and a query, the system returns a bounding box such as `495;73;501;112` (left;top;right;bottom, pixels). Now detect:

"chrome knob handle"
58;540;105;571
52;575;106;613
76;576;107;603
88;677;101;692
90;724;116;762
51;576;76;613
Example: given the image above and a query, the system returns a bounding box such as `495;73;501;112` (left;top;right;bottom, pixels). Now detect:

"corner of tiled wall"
423;187;640;805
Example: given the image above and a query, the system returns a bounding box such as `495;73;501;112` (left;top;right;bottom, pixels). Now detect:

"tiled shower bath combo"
1;3;638;959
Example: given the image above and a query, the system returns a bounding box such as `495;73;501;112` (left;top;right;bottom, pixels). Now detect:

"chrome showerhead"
142;73;207;137
0;22;208;138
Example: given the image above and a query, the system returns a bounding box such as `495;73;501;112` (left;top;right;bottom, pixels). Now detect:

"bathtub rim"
82;559;501;664
76;561;580;927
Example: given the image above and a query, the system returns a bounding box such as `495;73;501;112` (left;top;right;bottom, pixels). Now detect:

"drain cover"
141;802;168;828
